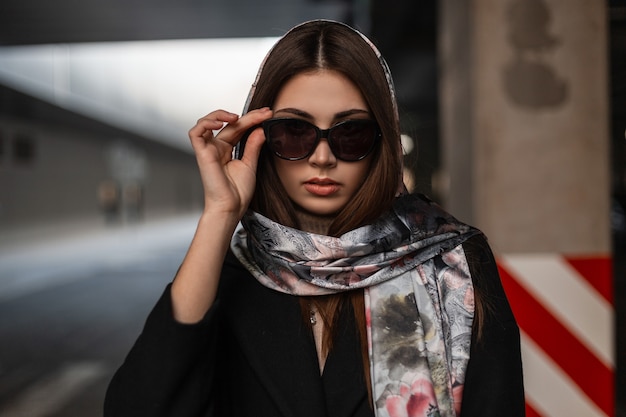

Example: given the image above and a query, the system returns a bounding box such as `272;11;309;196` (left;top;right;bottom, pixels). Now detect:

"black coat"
104;234;525;417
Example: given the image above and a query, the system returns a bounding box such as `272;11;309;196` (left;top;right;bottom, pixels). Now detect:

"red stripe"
526;402;543;417
564;257;613;304
498;264;614;416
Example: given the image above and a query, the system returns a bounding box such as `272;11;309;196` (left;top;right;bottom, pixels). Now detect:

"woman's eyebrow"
334;109;371;119
272;108;313;118
272;108;371;119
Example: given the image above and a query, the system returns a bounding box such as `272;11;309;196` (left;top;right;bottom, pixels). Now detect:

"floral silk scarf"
230;193;481;417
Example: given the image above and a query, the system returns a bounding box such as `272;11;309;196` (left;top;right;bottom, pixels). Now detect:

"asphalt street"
0;214;199;417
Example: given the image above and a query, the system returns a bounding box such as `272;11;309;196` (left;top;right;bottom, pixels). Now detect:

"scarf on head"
230;193;481;417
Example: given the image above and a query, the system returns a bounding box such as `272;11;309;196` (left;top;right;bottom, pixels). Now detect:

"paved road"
0;215;199;417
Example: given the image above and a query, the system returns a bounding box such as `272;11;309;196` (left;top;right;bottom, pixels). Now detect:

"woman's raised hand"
188;108;273;219
172;108;273;322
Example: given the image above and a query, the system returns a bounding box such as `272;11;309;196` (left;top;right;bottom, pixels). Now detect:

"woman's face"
271;70;373;217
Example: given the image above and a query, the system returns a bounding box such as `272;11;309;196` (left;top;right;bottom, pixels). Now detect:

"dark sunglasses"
262;118;381;162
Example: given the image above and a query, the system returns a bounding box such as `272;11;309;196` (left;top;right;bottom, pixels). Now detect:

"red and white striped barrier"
497;255;613;417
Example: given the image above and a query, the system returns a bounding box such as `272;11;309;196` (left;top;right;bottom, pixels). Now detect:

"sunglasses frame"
262;118;381;162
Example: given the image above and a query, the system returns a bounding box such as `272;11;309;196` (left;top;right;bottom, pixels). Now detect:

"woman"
104;20;525;417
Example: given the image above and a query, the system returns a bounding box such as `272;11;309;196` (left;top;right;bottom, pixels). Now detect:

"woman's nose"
307;138;337;167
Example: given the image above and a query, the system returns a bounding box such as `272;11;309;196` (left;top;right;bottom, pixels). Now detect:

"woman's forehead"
273;71;369;122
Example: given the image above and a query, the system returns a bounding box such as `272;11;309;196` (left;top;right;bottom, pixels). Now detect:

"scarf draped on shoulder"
231;193;481;417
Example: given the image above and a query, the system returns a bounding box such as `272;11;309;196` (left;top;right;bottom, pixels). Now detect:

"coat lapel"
225;271;329;417
322;302;373;417
220;253;373;417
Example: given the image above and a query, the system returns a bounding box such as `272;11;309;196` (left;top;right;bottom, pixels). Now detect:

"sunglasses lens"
264;118;380;161
329;121;378;161
266;119;318;160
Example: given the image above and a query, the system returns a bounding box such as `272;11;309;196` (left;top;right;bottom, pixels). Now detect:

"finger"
189;110;239;139
239;126;266;172
199;109;239;125
216;107;273;147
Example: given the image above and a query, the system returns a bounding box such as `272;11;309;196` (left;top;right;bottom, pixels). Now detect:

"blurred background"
0;0;623;416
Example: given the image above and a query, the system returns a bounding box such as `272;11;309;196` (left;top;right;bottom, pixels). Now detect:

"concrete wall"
0;107;202;234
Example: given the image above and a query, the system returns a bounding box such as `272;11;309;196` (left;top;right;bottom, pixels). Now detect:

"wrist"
197;209;241;234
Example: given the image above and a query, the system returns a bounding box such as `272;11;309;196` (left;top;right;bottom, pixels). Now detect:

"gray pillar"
439;2;614;416
438;0;610;254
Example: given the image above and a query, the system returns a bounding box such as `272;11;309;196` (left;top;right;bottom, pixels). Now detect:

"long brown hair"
246;20;402;393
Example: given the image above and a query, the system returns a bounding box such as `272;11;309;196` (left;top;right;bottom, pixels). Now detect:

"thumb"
239;127;266;172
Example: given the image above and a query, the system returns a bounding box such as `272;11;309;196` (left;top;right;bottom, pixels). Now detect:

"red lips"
303;177;340;196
